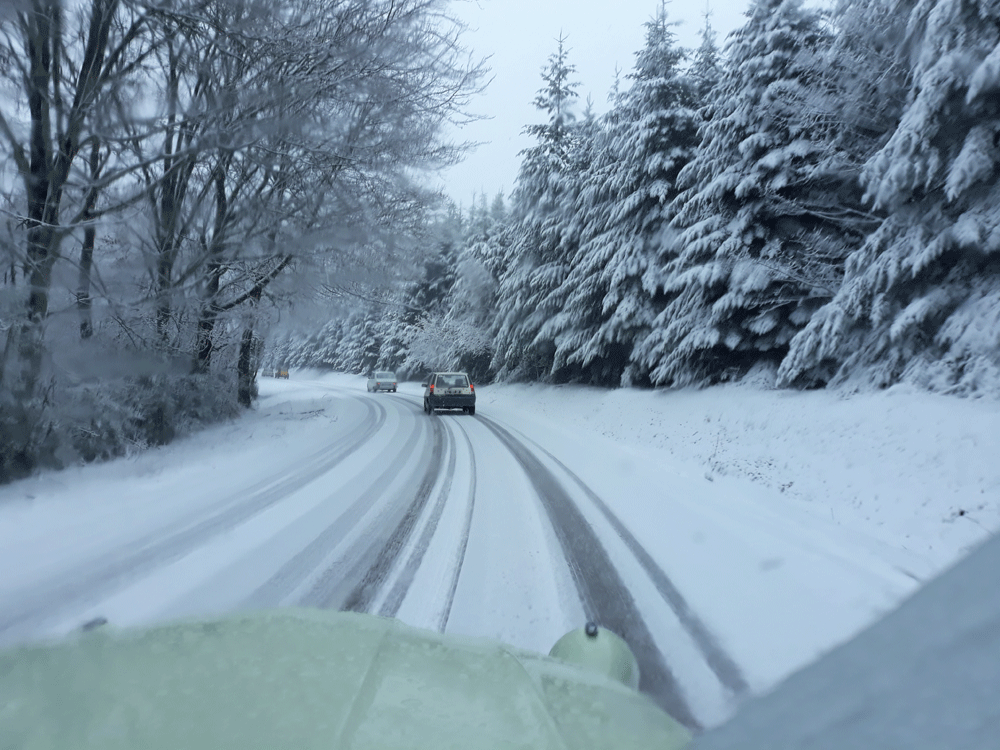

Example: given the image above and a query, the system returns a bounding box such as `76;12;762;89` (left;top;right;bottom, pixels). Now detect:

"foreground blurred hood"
691;532;1000;750
1;609;690;750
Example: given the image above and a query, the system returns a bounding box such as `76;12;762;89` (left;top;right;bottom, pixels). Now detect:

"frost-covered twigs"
0;0;488;480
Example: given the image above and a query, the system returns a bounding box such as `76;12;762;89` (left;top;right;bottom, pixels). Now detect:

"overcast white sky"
435;0;752;205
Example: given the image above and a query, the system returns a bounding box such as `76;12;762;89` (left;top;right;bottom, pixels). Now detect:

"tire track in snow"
519;432;750;699
479;416;702;731
296;408;450;612
0;397;388;645
437;419;477;633
376;414;460;618
379;393;478;629
243;402;430;609
339;414;448;614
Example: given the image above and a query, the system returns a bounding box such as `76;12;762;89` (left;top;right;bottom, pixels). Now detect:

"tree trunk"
15;226;58;399
16;0;56;398
77;140;101;339
193;263;221;373
155;248;175;342
10;0;119;392
233;253;277;408
193;166;229;374
77;235;95;339
155;42;183;345
237;326;256;408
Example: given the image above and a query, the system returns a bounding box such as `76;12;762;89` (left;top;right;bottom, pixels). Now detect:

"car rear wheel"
468;406;475;416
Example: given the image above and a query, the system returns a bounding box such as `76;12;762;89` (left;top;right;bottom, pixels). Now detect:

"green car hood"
1;609;690;750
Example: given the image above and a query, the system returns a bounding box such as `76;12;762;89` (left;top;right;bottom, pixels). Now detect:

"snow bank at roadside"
477;380;1000;577
0;379;345;601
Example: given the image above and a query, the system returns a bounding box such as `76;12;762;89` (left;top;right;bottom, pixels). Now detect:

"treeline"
288;0;1000;395
0;0;483;482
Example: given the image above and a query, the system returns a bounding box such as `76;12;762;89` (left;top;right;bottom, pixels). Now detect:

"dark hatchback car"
422;372;475;415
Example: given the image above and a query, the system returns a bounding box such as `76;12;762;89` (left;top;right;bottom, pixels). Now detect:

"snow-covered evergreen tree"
634;0;871;386
407;239;458;323
690;6;723;99
489;192;508;225
403;201;499;380
522;34;582;164
778;0;1000;393
538;3;701;385
527;104;612;383
335;311;382;374
492;36;584;380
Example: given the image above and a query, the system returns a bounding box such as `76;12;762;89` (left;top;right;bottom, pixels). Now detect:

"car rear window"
375;372;395;379
438;374;468;388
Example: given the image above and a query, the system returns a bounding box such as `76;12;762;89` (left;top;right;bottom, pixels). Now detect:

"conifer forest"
282;0;1000;396
3;0;999;480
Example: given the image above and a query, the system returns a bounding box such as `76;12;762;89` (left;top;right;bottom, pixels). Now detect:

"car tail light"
429;384;435;393
470;383;475;392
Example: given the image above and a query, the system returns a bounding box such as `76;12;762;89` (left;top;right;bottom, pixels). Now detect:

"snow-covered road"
1;372;992;731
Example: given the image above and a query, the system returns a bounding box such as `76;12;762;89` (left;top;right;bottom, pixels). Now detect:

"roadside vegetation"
0;0;485;482
4;0;999;483
286;0;1000;400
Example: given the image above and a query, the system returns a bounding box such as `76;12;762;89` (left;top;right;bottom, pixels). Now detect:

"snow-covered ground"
476;376;1000;694
483;379;1000;573
1;371;997;734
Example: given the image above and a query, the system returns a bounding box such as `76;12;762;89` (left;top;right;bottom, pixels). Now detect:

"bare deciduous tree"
0;0;486;480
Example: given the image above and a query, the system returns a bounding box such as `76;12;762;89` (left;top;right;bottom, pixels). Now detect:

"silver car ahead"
367;371;397;393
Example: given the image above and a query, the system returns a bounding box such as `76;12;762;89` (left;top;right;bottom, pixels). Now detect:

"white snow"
481;379;999;572
1;371;997;734
474;379;999;706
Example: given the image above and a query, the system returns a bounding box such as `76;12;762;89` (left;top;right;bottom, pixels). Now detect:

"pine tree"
539;3;701;386
409;242;458;320
492;36;583;380
690;4;723;99
489;192;507;225
633;0;869;386
331;310;381;374
522;34;582;163
778;0;1000;392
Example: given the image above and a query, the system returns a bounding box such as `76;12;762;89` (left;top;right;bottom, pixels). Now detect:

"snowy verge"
475;379;1000;575
0;377;346;599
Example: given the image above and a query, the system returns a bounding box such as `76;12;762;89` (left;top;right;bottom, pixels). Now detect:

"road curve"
0;378;746;730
